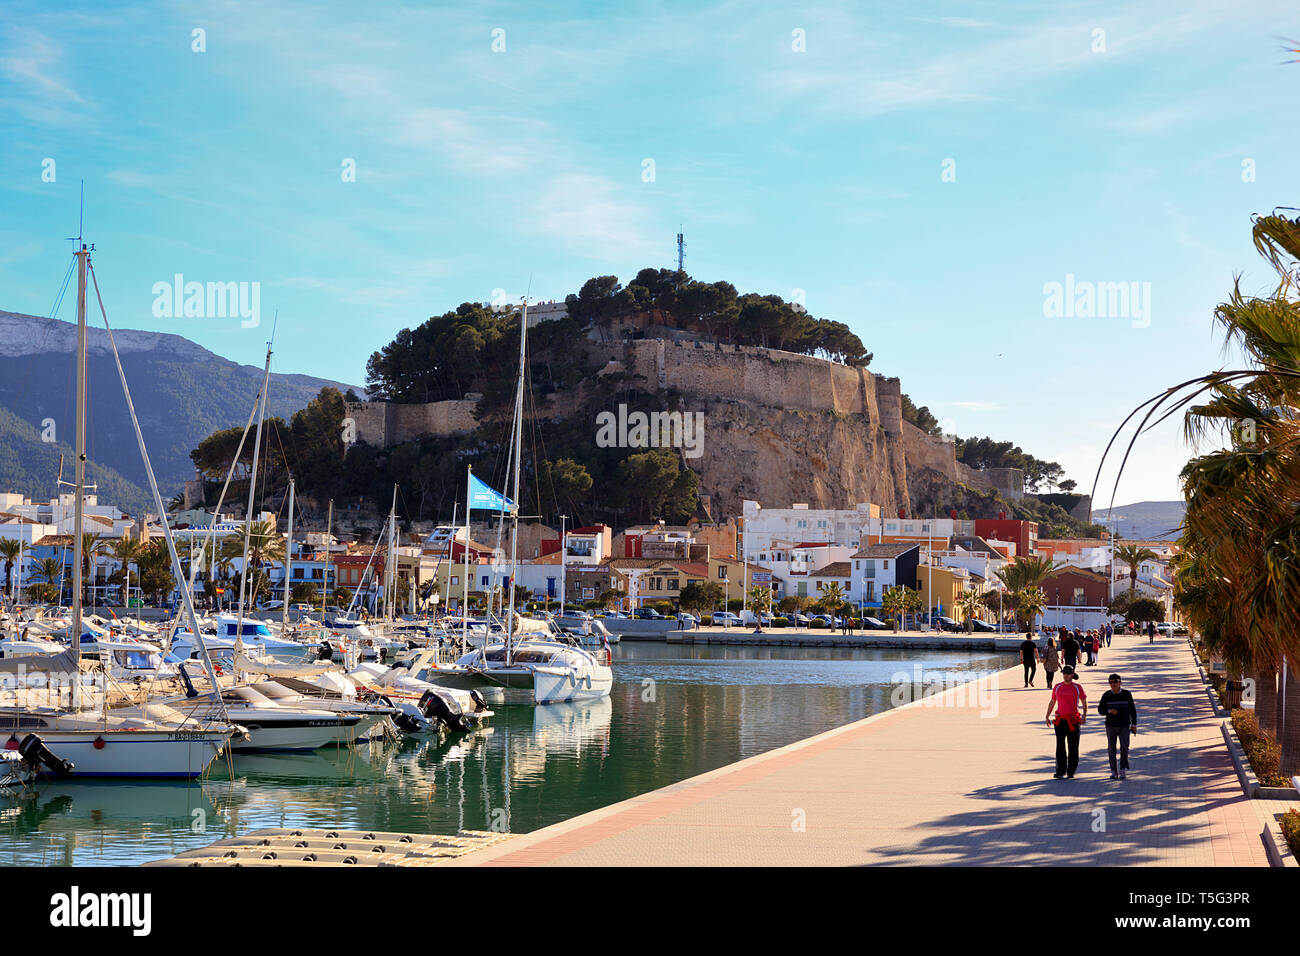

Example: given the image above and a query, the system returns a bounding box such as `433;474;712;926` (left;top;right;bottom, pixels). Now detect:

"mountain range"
1090;500;1186;540
0;310;361;515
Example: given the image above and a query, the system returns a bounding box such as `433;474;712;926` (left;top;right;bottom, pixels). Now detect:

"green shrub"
1281;810;1300;858
771;617;788;628
1231;708;1288;787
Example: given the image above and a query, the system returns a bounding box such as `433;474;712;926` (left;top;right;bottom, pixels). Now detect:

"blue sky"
2;0;1296;508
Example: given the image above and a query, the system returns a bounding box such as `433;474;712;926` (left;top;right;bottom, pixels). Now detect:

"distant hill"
1091;500;1185;540
0;310;362;514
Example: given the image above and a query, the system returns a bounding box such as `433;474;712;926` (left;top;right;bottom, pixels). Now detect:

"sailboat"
423;299;613;705
0;239;238;778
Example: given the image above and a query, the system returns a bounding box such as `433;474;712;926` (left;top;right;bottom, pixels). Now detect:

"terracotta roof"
1046;566;1110;582
673;562;709;577
814;561;852;578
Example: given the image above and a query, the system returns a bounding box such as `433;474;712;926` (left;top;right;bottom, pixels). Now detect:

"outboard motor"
18;734;74;777
318;640;333;661
418;688;475;732
177;663;199;699
469;689;488;713
391;712;425;734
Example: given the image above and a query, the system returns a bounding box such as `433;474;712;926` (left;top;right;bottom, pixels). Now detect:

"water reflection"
0;644;1011;865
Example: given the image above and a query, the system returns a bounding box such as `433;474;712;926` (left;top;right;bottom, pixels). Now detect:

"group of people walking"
1018;624;1139;781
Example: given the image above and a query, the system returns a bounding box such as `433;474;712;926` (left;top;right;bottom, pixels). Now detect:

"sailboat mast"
282;478;294;631
321;499;332;621
505;298;528;666
72;243;88;664
386;486;397;620
236;346;273;631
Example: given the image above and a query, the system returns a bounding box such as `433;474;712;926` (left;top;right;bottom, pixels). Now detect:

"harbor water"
0;643;1013;866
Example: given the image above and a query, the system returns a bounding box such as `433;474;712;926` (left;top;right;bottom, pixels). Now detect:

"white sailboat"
0;240;237;778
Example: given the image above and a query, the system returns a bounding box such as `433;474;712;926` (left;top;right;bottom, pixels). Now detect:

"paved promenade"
449;635;1285;866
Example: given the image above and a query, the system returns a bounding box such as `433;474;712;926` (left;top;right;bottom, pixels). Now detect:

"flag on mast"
467;473;514;513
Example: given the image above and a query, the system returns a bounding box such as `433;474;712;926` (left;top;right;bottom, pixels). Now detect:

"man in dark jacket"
1061;631;1081;669
1019;632;1039;687
1098;674;1138;780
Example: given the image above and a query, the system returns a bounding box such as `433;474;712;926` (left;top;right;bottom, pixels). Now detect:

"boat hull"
7;730;230;779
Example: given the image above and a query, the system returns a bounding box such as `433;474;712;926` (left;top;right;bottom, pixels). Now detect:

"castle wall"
902;422;961;480
348;399;477;446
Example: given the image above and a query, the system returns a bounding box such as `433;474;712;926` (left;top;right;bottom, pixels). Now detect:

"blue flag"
469;473;514;512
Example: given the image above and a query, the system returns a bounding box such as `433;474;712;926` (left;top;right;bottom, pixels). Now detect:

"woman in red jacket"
1045;665;1087;778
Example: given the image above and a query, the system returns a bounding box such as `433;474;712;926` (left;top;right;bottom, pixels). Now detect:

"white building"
741;500;881;555
0;492;134;538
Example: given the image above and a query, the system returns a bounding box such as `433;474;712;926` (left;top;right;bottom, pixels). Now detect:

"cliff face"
686;402;911;519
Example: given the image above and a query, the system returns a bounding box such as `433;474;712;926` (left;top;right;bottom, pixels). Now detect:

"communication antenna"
676;230;686;273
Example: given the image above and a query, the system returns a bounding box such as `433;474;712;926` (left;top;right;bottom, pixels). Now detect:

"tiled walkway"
448;636;1284;866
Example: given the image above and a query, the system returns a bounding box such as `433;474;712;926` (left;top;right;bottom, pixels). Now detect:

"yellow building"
914;563;971;618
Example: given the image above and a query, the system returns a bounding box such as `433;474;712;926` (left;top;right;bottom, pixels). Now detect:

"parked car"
633;608;663;620
791;613;813;626
934;616;963;633
860;617;890;630
711;611;741;626
676;613;698;628
970;619;998;633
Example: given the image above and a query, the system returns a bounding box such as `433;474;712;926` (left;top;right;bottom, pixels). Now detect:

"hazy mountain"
0;310;362;514
1091;500;1185;540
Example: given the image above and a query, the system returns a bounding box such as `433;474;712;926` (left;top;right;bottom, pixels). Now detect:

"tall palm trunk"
1253;666;1278;736
1280;659;1300;778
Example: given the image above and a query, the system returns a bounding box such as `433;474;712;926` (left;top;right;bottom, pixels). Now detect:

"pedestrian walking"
1042;637;1060;688
1019;630;1039;687
1062;631;1080;669
1090;631;1101;665
1084;631;1096;666
1045;665;1087;778
1147;620;1156;643
1098;673;1137;779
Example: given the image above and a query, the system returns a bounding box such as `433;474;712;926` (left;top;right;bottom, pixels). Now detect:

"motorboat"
344;649;493;734
432;639;613;705
243;679;397;743
157;680;363;752
170;615;318;665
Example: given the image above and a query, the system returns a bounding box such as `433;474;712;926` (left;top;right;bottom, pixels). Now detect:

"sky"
1;0;1297;508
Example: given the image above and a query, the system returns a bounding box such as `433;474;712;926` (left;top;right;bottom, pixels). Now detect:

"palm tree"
881;585;906;630
1094;210;1300;773
106;536;144;606
219;520;285;607
902;586;924;630
80;532;105;607
34;556;65;605
1013;587;1047;632
994;554;1061;593
818;582;843;621
0;538;21;601
956;588;984;631
1114;544;1158;595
